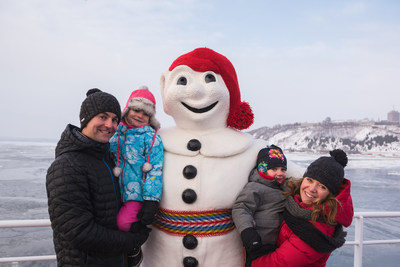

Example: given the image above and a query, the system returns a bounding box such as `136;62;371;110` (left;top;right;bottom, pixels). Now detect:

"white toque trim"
128;98;155;116
121;85;160;130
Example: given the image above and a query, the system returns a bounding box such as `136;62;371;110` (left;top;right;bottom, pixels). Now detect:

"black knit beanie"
303;149;348;195
79;88;121;129
257;145;287;173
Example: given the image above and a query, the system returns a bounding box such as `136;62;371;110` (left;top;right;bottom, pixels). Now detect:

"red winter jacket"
252;178;353;267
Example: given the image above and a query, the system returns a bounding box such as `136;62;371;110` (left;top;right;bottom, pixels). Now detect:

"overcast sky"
1;0;399;140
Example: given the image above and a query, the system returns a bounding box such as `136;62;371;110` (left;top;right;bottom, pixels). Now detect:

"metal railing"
343;211;400;267
1;211;400;266
0;219;55;264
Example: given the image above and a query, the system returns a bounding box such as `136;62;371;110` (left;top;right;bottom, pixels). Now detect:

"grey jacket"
232;168;287;245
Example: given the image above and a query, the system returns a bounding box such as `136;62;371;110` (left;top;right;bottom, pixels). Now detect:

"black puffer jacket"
46;124;139;266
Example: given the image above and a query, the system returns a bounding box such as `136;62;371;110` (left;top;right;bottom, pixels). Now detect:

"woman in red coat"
251;149;354;267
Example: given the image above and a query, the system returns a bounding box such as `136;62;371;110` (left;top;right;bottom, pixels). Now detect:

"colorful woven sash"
153;208;235;237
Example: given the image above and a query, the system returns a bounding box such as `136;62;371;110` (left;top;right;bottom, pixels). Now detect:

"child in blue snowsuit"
110;86;163;267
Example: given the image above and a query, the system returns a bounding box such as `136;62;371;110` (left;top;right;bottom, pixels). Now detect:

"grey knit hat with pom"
303;149;348;195
79;88;121;129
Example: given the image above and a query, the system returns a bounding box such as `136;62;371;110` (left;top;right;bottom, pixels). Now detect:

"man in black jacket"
46;89;149;266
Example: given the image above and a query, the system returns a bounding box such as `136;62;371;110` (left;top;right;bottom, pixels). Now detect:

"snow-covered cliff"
249;121;400;156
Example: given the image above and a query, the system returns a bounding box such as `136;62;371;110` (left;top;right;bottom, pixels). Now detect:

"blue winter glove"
137;200;159;225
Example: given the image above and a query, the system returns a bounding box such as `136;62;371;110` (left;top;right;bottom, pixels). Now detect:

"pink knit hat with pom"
169;47;254;130
122;86;160;130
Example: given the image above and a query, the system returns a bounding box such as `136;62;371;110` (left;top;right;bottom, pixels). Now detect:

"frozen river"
0;141;399;266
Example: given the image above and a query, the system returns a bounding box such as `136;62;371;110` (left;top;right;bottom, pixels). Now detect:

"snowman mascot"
142;48;301;267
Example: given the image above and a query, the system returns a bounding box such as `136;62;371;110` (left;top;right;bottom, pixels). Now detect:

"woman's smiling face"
300;177;330;204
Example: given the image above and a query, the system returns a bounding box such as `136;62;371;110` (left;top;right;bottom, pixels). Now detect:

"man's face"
82;112;118;143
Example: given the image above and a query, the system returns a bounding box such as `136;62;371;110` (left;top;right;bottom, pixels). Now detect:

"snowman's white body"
142;58;301;267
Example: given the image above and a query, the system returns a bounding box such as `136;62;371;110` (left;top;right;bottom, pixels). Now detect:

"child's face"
300;177;330;204
125;109;150;127
266;166;287;184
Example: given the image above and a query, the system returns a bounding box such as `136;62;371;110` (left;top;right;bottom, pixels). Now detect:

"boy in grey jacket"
232;145;288;267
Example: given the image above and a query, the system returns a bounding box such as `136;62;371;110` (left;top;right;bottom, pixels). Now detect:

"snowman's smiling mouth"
181;101;218;113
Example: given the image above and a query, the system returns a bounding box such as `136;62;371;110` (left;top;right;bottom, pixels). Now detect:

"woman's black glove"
137;200;159;225
248;244;277;260
241;227;262;252
245;244;277;267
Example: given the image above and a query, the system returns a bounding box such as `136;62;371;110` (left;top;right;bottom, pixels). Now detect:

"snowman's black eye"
177;76;187;85
205;74;216;83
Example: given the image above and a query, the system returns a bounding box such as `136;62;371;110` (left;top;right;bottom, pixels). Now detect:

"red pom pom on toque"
227;101;254;130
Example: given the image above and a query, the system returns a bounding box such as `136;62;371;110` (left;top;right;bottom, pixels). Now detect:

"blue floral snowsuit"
110;124;163;203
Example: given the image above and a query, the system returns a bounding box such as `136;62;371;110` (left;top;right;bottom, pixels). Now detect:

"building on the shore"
387;109;400;123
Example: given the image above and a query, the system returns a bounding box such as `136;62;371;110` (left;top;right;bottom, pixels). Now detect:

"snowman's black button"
183;165;197;179
183;256;198;267
182;189;197;204
187;139;201;151
183;234;198;249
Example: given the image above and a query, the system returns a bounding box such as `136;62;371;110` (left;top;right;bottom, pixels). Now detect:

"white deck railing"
1;211;400;266
343;211;400;267
0;219;56;264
